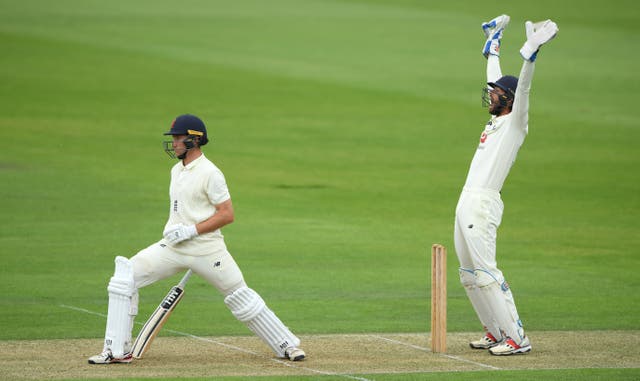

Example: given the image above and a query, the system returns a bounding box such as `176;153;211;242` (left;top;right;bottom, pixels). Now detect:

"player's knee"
130;255;156;289
107;256;136;297
459;268;476;288
475;269;511;292
474;269;504;289
224;286;266;322
221;279;248;297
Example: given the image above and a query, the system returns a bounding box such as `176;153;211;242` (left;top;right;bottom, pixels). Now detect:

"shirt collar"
181;153;205;170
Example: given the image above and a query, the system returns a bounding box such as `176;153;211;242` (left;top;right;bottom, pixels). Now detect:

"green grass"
1;0;639;379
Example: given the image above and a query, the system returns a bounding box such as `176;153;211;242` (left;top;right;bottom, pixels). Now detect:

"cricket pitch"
2;331;638;380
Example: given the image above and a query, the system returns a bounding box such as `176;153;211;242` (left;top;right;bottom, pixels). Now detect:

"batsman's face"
172;135;188;157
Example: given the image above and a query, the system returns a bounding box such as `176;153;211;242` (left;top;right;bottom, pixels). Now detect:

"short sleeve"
206;167;231;205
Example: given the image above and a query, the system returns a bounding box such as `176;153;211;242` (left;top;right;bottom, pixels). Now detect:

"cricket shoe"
88;350;133;364
482;14;510;38
489;336;531;356
469;331;502;349
285;346;306;361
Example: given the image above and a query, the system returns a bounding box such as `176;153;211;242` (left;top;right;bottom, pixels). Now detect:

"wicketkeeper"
88;114;305;364
454;15;558;355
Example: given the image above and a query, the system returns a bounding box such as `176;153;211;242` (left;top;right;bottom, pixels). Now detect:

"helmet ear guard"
184;129;204;149
497;91;512;107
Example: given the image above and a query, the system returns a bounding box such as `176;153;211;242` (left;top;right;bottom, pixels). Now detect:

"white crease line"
160;327;373;381
60;304;373;381
60;304;108;318
370;335;501;370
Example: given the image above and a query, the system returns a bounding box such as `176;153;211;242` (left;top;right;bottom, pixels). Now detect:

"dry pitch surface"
2;331;639;380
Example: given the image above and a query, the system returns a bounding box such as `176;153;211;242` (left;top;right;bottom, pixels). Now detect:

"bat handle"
178;269;193;288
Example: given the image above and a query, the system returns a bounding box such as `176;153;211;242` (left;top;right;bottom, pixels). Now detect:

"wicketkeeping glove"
163;224;198;244
520;20;559;62
481;14;510;58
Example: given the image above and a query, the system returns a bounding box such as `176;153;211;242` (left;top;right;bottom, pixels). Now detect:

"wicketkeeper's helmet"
488;75;518;101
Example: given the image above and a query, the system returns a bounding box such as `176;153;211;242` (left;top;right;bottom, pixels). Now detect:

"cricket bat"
131;269;193;359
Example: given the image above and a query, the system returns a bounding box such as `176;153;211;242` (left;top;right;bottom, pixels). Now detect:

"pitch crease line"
370;335;501;370
60;304;373;381
162;327;373;381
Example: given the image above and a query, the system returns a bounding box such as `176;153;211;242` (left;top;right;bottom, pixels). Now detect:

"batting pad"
459;268;502;340
104;256;138;357
475;269;524;342
224;287;300;357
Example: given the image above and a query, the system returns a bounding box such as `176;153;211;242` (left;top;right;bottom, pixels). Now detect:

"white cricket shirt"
463;59;535;192
164;154;231;256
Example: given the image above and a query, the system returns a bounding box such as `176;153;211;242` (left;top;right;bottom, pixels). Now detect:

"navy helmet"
488;75;518;100
164;114;209;146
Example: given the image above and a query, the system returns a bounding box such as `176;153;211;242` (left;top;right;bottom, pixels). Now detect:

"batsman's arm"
195;199;234;235
163;200;234;244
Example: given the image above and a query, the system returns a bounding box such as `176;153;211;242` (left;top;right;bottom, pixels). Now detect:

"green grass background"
0;0;638;379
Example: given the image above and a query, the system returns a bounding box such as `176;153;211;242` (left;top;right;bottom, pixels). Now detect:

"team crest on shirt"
478;119;500;146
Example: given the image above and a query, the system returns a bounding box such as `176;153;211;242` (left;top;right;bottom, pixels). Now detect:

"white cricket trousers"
454;187;503;274
127;241;301;358
454;187;525;342
130;241;246;296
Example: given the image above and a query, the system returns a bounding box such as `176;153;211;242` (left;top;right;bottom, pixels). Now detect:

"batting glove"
163;224;198;244
520;20;559;62
481;14;510;58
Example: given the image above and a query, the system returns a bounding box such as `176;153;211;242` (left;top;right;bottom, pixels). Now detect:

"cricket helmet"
164;114;209;146
487;75;518;100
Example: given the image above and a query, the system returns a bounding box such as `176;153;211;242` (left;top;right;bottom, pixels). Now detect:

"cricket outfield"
0;0;638;380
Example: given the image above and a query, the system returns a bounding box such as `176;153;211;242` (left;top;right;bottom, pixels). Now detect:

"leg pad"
225;287;300;357
104;256;138;357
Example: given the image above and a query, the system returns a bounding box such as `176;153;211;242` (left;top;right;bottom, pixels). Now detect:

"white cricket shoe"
489;336;531;356
469;331;502;349
285;346;306;361
88;350;133;364
482;14;510;38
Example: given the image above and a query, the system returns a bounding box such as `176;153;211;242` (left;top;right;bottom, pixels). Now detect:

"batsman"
454;15;558;355
88;114;305;364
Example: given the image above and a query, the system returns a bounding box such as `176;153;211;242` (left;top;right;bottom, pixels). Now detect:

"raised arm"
511;20;559;128
481;15;510;83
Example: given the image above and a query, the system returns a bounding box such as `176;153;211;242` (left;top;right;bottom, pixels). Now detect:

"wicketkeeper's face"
489;87;504;102
488;87;511;116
